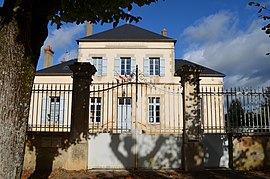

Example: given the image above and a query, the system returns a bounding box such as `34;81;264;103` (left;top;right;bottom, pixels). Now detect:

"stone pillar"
177;65;204;171
64;62;96;170
69;62;96;142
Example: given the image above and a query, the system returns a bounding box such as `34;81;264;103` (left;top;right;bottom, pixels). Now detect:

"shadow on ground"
22;169;270;179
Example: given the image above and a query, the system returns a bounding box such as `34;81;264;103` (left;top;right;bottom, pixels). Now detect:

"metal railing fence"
27;83;270;135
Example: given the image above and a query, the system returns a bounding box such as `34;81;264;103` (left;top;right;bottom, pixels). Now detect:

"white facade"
30;25;225;134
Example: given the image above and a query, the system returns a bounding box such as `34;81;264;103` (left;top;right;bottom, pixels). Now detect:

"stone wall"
232;135;270;170
23;133;88;171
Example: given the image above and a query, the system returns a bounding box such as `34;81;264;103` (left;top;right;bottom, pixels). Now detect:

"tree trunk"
0;16;36;178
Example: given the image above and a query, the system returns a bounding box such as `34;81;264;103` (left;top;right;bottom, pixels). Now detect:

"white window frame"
90;97;101;123
148;97;160;124
120;57;131;75
149;57;160;76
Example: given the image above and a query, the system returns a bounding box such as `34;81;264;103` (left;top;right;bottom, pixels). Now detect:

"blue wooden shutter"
41;96;48;125
144;58;150;76
160;59;165;77
59;96;65;124
101;59;107;76
87;58;93;65
96;59;102;76
114;58;121;76
131;59;136;74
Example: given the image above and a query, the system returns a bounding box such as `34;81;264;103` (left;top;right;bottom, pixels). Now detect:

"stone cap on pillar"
69;62;96;78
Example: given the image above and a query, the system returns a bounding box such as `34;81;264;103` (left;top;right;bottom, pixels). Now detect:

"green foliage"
1;0;158;29
249;2;270;36
249;2;270;55
50;0;158;28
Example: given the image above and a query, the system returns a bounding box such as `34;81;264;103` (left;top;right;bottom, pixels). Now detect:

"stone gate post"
69;62;96;142
63;62;96;170
176;65;204;171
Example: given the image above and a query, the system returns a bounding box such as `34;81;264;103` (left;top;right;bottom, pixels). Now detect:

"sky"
1;0;270;88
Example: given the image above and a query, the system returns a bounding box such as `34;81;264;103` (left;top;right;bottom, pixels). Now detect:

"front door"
118;97;132;132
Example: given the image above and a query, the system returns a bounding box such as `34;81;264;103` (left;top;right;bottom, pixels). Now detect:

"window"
148;97;160;124
120;57;131;75
114;58;136;76
90;97;101;123
49;96;60;121
144;58;165;76
149;57;160;76
41;96;65;125
87;57;107;76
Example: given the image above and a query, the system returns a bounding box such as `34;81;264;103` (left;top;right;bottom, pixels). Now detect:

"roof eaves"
35;73;73;76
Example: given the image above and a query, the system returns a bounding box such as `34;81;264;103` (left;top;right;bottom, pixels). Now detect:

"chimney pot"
60;58;66;63
161;28;167;37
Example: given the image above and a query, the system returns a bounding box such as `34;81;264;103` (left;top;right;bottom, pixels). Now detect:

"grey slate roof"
36;59;225;77
175;59;225;77
36;59;77;76
77;24;176;43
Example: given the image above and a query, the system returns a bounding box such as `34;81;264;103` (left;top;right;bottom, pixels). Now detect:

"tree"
0;0;157;178
226;99;245;130
249;2;270;55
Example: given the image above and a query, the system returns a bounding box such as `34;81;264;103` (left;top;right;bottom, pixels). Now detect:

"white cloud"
181;11;270;88
43;23;85;51
37;23;85;70
182;11;238;44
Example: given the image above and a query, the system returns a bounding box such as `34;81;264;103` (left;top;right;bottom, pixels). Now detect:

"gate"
88;69;183;169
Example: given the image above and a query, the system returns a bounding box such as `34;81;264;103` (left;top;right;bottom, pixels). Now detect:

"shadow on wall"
110;134;182;169
88;133;182;169
233;135;270;170
202;134;229;168
25;133;70;179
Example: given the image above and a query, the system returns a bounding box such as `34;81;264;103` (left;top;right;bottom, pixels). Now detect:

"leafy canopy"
52;0;158;28
249;2;270;35
249;2;270;55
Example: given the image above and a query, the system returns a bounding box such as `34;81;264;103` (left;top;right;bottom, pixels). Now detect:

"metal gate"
88;70;183;169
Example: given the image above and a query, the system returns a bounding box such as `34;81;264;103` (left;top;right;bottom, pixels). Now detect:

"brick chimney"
161;28;167;37
43;45;54;68
86;21;93;36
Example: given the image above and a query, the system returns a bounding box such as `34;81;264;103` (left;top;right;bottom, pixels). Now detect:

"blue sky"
1;0;270;87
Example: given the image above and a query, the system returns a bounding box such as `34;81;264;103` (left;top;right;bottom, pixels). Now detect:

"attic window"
63;66;69;70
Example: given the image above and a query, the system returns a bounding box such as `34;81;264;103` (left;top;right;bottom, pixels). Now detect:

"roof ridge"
77;24;176;43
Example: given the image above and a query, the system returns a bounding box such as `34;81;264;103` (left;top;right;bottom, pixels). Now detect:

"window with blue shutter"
144;57;165;77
